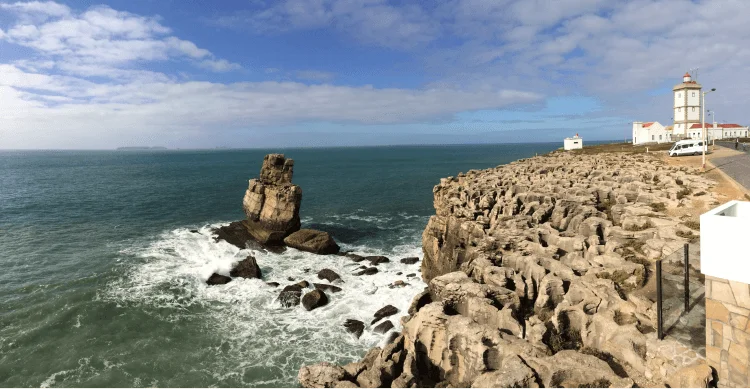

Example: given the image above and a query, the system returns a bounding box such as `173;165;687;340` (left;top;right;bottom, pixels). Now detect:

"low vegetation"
683;220;700;231
624;220;654;231
676;188;692;200
650;202;667;213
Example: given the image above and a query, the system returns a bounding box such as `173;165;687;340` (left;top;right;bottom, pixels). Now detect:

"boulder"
471;355;539;388
366;256;390;266
243;154;302;245
399;257;420;264
372;305;399;324
346;253;366;262
279;285;303;307
373;320;394;334
284;229;340;255
354;267;378;276
317;269;342;283
666;363;714;388
206;273;232;285
229;255;262;279
302;289;329;311
344;319;365;339
212;221;253;249
298;362;348;388
266;282;280;287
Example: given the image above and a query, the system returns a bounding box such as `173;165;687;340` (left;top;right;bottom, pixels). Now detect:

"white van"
668;140;708;157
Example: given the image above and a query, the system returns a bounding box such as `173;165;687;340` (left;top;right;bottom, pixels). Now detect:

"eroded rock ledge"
300;150;716;388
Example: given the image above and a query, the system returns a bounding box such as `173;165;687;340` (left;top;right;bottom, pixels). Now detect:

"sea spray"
104;221;426;386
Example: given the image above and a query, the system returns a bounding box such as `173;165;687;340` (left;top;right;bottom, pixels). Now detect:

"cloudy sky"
1;0;749;149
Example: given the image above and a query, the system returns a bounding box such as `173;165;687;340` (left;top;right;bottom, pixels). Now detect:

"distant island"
116;146;168;150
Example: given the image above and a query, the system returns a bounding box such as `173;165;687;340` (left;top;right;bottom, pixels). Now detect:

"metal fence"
655;243;706;354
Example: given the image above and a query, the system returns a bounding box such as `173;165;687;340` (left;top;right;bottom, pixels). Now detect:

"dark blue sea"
0;143;560;387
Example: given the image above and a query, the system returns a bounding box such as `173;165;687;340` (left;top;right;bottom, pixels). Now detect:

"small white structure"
700;200;750;284
564;134;583;150
632;121;672;145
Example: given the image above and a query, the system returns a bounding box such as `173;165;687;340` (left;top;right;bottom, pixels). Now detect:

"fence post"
657;259;664;340
684;243;690;312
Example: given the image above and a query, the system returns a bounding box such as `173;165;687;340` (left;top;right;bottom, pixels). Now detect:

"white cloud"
0;3;237;72
213;0;439;49
1;65;541;148
199;58;242;72
0;1;71;17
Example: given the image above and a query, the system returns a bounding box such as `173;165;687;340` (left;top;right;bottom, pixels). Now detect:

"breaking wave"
103;215;426;386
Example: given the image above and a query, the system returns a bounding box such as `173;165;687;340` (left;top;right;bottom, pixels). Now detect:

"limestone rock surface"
243;154;302;245
300;150;716;387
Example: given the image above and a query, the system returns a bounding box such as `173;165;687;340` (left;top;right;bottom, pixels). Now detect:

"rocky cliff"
300;150;717;388
242;154;302;245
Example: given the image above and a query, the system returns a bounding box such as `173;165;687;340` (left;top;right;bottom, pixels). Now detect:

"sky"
1;0;749;149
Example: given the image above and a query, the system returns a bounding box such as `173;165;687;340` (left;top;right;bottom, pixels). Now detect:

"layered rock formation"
242;154;302;245
300;150;717;388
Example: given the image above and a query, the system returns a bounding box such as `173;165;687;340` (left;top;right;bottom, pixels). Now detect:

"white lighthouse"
672;72;702;137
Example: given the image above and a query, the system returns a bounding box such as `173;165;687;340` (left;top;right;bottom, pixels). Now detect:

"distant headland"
116;146;168;150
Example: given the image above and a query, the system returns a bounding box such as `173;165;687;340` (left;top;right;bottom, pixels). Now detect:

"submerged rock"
206;273;232;285
372;305;399;324
266;282;280;288
317;268;342;283
366;255;390;266
346;253;366;262
344;319;365;338
314;283;342;293
284;229;340;255
399;257;420;264
278;285;303;307
354;267;379;276
372;320;394;334
301;289;329;311
229;255;262;279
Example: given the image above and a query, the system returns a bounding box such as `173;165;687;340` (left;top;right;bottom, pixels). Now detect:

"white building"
687;123;749;141
632;121;672;145
564;134;583;150
672;72;703;137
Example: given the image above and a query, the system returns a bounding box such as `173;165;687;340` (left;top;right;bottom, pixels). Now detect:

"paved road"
711;145;750;191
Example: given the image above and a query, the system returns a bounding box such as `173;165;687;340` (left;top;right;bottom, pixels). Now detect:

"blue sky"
1;0;750;149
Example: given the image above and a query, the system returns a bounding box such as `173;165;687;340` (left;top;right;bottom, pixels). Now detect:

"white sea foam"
105;221;426;386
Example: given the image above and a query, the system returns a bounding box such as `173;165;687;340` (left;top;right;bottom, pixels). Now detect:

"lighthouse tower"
672;72;702;137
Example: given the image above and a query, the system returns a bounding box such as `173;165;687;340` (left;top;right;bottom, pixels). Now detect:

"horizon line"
0;138;629;152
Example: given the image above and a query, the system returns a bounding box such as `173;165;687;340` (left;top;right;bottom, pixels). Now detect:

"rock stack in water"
299;150;718;388
242;154;302;245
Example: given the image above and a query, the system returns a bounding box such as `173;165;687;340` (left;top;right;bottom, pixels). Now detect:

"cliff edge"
300;149;717;388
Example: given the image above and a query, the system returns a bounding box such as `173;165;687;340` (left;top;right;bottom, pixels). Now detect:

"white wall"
687;90;700;106
701;201;750;285
633;122;671;145
687;106;700;121
564;137;583;150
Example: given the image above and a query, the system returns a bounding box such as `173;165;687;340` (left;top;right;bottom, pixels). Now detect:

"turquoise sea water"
0;143;560;387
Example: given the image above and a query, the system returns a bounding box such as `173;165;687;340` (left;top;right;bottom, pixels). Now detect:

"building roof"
689;123;746;129
684;72;691;77
673;82;701;90
642;122;654;128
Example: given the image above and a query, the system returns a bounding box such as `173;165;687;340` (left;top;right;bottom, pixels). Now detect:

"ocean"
0;143;560;387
